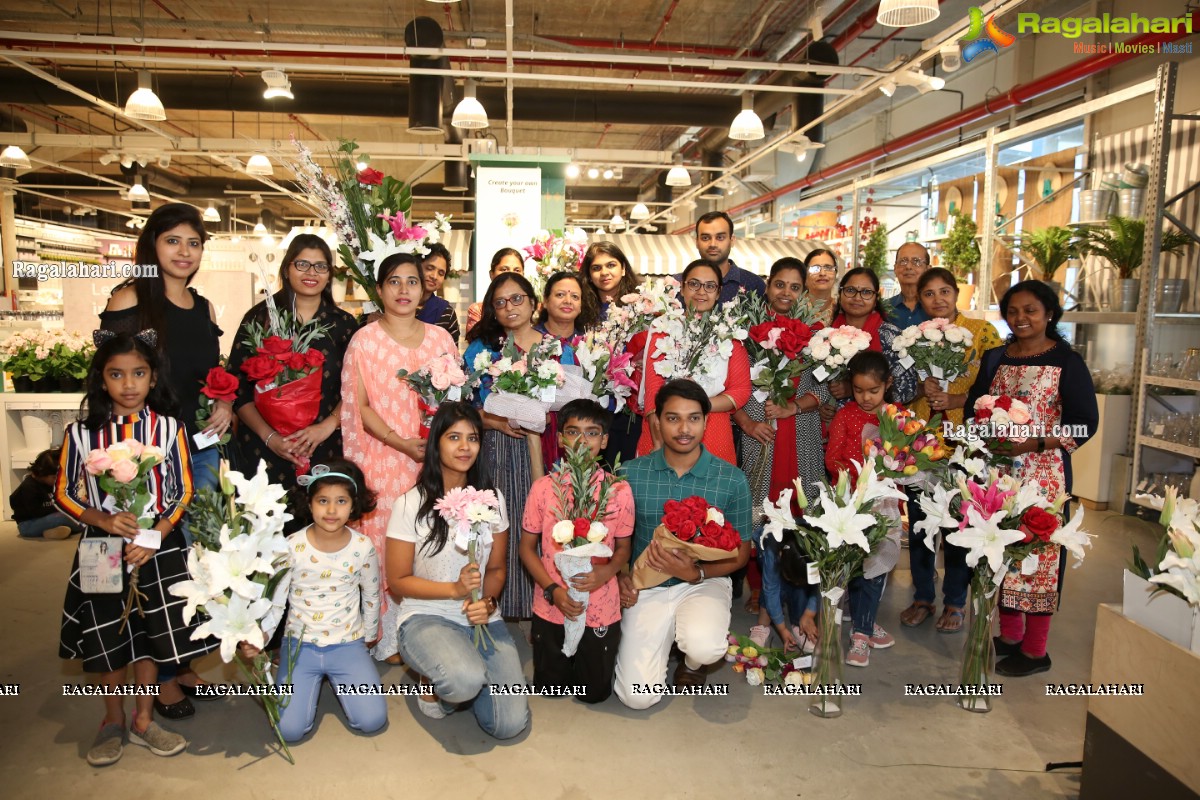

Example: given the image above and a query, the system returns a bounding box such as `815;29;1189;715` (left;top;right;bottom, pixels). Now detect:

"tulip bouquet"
725;633;804;686
892;318;975;389
434;486;504;650
195;364;239;450
631;496;742;589
523;229;588;297
238;310;332;476
803;325;873;383
761;461;904;716
396;353;484;438
913;468;1090;711
862;404;950;482
1131;487;1200;606
548;443;623;656
169;460;294;760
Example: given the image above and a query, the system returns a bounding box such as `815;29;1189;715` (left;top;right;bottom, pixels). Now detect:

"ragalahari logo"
961;7;1017;62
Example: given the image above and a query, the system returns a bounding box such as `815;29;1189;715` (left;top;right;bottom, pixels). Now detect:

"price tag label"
807;562;820;585
192;430;220;450
792;655;813;670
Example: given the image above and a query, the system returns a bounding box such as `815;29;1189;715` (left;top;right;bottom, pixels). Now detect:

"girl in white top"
386;402;530;740
245;459;386;743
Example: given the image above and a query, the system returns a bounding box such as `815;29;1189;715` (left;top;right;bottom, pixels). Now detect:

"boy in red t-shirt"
520;400;634;703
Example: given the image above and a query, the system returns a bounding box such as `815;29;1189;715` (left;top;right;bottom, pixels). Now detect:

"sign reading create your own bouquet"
474;166;542;298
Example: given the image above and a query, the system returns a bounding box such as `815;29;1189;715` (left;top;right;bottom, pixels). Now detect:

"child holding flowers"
55;332;214;766
520;400;634;703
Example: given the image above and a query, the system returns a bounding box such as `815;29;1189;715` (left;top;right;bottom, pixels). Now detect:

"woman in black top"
99;202;230;714
226;234;357;527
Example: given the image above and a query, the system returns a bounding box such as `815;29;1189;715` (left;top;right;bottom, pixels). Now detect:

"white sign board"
474;166;542;300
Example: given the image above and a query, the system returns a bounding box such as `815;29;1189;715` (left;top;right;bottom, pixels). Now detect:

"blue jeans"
906;485;970;608
398;616;529;740
182;446;221;547
17;512;82;538
276;637;387;743
849;574;887;636
759;527;817;628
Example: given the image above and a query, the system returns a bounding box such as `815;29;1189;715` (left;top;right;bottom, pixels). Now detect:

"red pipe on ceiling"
673;21;1196;233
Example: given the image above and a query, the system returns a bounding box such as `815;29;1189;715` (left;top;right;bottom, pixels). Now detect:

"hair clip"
297;463;358;492
92;328;159;349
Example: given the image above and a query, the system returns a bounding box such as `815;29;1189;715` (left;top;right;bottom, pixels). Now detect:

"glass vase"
809;589;845;718
957;568;1001;713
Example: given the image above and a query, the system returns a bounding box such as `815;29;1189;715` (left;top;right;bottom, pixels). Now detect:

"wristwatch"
543;584;561;604
483;596;498;615
689;564;707;584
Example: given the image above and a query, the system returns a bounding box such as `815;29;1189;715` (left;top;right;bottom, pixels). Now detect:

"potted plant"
1080;215;1191;312
860;223;889;279
48;332;94;392
941;212;980;309
1018;225;1079;289
1;330;52;392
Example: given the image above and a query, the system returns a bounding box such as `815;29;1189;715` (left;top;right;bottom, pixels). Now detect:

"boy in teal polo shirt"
614;379;751;709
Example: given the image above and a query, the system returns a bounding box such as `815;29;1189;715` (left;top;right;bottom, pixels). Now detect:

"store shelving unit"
1128;63;1200;513
0;392;82;521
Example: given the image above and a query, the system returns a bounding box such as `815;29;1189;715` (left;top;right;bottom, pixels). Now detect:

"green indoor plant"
941;212;981;282
860;224;889;279
1019;225;1079;282
1079;215;1191;312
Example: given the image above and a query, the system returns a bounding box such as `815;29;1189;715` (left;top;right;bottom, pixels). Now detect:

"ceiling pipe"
694;22;1195;227
406;18;447;135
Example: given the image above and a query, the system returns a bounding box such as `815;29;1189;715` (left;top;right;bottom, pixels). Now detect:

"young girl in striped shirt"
56;331;214;766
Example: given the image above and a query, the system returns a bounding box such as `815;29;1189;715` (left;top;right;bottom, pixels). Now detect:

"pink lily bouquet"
434;486;504;650
548;443;622;657
912;467;1089;710
397;353;485;438
573;331;637;413
85;441;166;630
475;336;566;433
523;228;588;296
803;325;873;382
168;459;294;760
891;318;975;389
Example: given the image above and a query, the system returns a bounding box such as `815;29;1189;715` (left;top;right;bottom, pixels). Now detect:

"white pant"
614;577;732;710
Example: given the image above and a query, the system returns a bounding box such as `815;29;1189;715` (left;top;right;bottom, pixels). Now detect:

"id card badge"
78;538;125;594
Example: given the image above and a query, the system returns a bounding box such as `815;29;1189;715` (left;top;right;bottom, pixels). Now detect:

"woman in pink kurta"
341;253;459;661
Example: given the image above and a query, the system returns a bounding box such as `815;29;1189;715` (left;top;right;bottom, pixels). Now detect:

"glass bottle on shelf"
1181;348;1200;382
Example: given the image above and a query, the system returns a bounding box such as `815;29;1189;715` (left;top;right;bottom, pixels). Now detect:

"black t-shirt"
10;475;54;522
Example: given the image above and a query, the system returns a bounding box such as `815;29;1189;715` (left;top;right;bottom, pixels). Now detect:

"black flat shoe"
179;682;217;701
996;650;1051;677
993;637;1022;658
153;696;195;719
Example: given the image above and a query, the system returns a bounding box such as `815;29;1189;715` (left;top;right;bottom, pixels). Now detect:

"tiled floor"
0;508;1166;799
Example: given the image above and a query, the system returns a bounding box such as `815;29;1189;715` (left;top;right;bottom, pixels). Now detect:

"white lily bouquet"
913;467;1090;711
648;288;752;397
169;459;294;760
761;460;905;717
548;444;622;657
1131;487;1200;606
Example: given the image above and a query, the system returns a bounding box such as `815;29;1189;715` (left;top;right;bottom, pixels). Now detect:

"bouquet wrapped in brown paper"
631;496;742;589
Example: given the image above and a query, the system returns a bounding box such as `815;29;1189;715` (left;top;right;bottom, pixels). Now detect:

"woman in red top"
827;267;917;406
636;260;750;466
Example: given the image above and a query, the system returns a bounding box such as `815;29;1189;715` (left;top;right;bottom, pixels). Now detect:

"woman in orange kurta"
341;253;458;662
635;261;751;466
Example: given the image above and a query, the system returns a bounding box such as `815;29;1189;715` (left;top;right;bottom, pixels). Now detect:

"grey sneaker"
129;721;187;757
86;723;126;766
44;526;73;540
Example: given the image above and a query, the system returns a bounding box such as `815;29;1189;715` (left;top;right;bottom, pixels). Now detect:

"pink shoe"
791;626;816;655
748;625;770;648
846;633;870;667
869;624;895;649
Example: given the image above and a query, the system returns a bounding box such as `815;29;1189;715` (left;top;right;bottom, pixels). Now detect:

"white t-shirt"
386;486;509;627
285;526;381;645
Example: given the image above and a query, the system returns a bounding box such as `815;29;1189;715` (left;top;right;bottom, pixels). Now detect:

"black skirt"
60;528;218;673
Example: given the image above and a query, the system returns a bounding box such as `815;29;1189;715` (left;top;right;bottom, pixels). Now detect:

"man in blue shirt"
691;211;766;306
614;379;752;708
885;242;932;329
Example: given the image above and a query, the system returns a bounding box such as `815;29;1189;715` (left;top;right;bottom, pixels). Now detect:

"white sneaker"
416;677;446;719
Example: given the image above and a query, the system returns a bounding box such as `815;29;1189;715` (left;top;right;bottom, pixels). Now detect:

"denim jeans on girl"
276;637;387;743
17;512;82;538
759;526;818;629
398;616;529;740
849;574;888;636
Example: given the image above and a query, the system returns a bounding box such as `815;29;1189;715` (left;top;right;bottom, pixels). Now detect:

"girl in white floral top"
248;459;386;743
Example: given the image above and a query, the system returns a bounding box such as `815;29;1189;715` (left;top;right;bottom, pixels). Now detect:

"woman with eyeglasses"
826;267;917;406
340;251;460;661
634;260;751;466
465;247;526;337
464;272;553;619
802;248;840;325
580;242;645;468
899;267;1003;634
228;234;358;527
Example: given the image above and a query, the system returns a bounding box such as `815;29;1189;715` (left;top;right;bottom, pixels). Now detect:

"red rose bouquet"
238;309;332;475
744;291;825;407
631;495;742;589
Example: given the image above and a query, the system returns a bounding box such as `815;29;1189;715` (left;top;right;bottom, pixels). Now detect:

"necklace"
1006;339;1056;359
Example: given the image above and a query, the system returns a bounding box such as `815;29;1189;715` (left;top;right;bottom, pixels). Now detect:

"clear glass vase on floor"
957;567;1001;713
809;589;845;718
